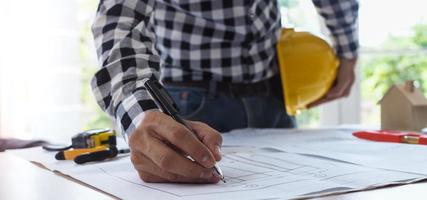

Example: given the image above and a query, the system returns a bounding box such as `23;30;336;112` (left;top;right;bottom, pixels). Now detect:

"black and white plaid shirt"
91;0;359;137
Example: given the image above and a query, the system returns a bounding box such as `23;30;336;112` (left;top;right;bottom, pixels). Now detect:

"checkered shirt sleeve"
313;0;359;59
91;0;159;138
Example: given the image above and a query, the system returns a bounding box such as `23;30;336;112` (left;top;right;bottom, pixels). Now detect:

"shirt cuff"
114;88;158;140
332;26;359;59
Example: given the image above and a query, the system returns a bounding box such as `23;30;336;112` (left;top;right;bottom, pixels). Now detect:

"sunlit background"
0;0;426;142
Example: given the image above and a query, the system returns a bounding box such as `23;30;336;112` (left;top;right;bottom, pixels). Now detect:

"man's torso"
149;1;281;83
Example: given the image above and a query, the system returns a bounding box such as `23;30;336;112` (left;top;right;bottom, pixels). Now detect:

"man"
91;0;358;183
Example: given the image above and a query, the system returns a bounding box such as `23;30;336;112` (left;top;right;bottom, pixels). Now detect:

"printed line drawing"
97;153;341;197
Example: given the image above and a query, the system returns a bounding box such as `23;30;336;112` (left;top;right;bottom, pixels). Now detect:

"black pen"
143;78;225;183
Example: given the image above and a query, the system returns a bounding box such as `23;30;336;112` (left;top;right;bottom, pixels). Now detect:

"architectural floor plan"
85;151;421;199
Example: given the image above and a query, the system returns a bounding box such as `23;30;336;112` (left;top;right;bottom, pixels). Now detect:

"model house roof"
379;80;427;106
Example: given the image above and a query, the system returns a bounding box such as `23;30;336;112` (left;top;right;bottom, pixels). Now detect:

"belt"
163;76;279;98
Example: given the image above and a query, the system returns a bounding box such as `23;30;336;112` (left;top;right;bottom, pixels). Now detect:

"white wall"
0;0;81;142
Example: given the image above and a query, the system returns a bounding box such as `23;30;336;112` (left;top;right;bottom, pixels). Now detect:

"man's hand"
308;58;358;108
128;110;222;183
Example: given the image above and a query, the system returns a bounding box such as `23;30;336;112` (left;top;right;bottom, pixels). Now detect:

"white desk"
2;152;427;200
0;153;114;200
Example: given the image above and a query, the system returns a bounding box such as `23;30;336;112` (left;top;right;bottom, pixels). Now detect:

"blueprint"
8;143;425;200
222;128;427;175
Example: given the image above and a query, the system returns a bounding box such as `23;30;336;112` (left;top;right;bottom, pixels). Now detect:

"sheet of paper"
7;144;424;200
223;128;427;175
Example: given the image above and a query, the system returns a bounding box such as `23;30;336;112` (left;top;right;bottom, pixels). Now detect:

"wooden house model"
379;80;427;131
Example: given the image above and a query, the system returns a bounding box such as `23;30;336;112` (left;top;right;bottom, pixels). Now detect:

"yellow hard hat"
276;28;339;115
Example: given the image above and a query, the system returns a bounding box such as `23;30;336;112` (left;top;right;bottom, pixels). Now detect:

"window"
0;0;109;141
1;1;81;141
281;0;427;128
358;0;427;127
1;0;425;141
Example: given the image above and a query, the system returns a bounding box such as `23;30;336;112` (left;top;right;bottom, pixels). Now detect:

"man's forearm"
91;0;160;137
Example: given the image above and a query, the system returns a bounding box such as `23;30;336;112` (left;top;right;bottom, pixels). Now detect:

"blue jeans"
165;79;295;132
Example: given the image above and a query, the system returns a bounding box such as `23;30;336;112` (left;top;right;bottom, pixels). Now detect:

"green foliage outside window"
362;24;427;101
413;24;427;48
279;0;298;8
361;24;427;125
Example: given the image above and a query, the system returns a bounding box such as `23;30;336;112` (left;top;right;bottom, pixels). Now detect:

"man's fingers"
307;95;339;108
307;81;342;108
140;134;217;179
137;170;219;183
326;75;354;99
136;171;167;183
308;74;355;108
188;121;223;161
130;152;168;183
326;82;346;99
152;116;216;168
132;151;183;181
131;150;161;174
343;76;355;97
170;173;220;183
137;170;218;184
309;82;349;108
129;111;223;184
131;152;219;183
307;97;328;108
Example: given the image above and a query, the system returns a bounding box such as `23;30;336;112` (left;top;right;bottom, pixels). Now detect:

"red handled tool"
353;130;427;145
